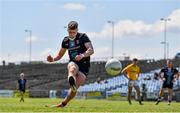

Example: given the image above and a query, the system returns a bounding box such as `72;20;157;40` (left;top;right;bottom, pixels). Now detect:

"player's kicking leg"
46;62;86;108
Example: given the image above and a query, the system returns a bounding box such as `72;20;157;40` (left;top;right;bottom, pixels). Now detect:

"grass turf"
0;98;179;112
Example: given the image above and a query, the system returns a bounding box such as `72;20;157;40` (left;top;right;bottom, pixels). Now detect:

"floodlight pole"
107;21;115;58
25;29;32;63
160;18;171;59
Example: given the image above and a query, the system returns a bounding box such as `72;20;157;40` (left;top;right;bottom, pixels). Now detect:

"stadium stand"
78;70;180;100
0;58;180;98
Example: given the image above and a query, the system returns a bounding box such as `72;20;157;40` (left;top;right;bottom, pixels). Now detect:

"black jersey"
61;32;91;75
18;79;27;92
160;67;178;88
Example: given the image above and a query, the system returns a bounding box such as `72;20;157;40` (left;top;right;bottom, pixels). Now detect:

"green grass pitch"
0;98;179;112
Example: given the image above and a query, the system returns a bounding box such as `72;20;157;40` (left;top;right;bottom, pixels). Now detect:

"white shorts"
128;80;139;87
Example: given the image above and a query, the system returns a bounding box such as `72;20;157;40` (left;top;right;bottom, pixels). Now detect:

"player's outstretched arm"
83;42;94;57
47;48;66;62
75;42;94;61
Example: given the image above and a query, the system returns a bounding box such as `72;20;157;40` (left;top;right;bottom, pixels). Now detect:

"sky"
0;0;180;63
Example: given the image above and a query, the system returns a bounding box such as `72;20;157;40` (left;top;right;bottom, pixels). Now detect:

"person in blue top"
156;59;179;105
17;73;27;102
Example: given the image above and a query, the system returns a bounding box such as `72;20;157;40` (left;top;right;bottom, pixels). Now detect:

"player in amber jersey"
122;58;143;105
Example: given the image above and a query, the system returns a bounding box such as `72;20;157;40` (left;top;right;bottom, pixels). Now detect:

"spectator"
2;60;5;66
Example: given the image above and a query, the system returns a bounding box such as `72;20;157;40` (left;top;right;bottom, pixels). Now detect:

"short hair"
132;58;138;62
167;59;172;63
68;21;78;30
20;73;24;77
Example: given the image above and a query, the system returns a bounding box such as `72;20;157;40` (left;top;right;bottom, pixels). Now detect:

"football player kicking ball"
155;59;179;105
46;21;94;108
